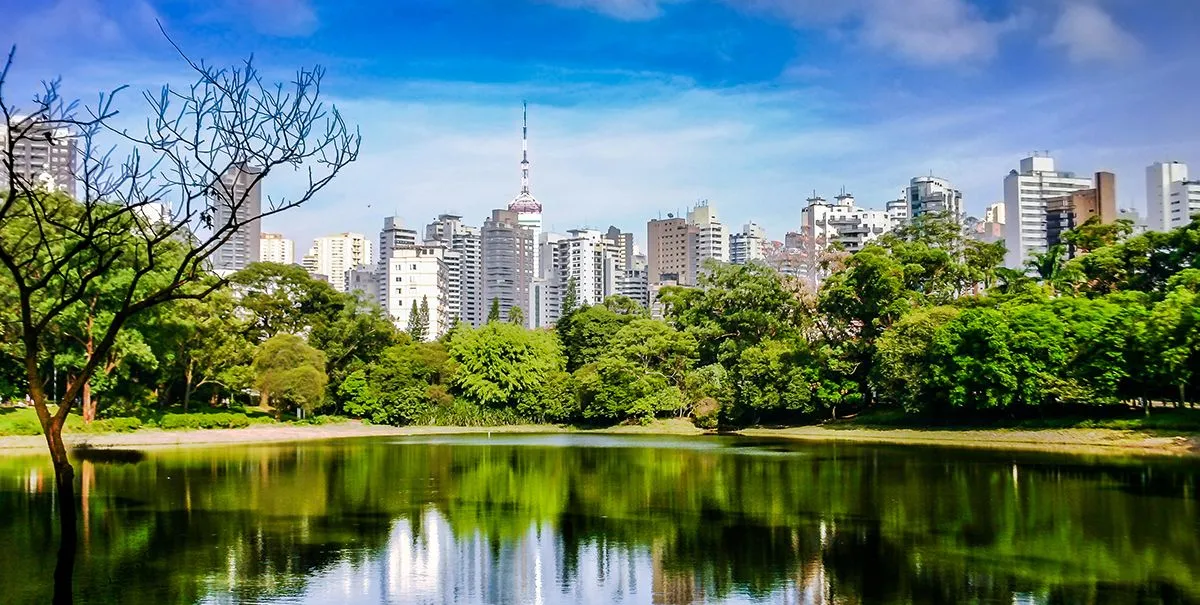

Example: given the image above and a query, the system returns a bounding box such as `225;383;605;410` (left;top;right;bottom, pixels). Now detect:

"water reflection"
0;435;1197;604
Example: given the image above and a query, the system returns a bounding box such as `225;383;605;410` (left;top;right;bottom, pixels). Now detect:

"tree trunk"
43;417;76;605
183;363;194;414
81;381;94;424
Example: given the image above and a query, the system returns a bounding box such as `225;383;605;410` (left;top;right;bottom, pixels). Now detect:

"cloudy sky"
5;0;1200;251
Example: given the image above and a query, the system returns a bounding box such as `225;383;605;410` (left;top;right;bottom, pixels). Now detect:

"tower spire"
520;100;530;195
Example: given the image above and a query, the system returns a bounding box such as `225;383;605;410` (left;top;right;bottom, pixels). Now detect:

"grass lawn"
0;404;341;436
827;406;1200;434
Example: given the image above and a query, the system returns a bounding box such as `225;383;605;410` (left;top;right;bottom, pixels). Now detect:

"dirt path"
736;425;1200;457
0;419;1194;458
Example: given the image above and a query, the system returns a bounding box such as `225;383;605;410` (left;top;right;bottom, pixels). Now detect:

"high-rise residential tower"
907;175;963;222
647;215;689;285
1146;161;1188;232
383;245;450;340
482;209;535;326
303;232;373;292
425;214;484;327
1;117;76;197
259;232;295;265
1046;171;1118;255
211;165;263;274
730;222;766;265
1003;154;1093;268
686;201;729;283
1168;180;1200;229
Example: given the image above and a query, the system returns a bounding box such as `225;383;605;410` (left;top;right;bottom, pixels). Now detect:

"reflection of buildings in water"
217;507;825;604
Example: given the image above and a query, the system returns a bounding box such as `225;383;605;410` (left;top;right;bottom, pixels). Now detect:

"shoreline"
0;419;1195;458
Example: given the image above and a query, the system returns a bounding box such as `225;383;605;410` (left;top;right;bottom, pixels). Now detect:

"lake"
0;434;1197;604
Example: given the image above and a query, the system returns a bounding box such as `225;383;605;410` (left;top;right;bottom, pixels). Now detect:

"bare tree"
0;39;359;601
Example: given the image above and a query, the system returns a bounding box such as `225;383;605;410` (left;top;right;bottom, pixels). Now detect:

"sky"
4;0;1200;252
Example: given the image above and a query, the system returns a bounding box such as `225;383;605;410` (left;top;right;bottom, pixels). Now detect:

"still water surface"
0;434;1197;604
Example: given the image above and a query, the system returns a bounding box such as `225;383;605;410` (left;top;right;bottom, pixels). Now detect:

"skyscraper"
0;117;76;197
303;232;373;292
730;222;766;265
507;102;543;273
907;175;963;222
1146;161;1189;232
211;165;263;275
647;215;689;285
687;201;728;283
383;245;450;340
482;209;535;326
259;232;295;265
425;214;484;327
1046;171;1118;255
1003;154;1093;268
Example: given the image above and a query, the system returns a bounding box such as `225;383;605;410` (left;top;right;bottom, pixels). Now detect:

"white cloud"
1045;2;1141;64
541;0;680;20
1;0;161;59
855;0;1021;65
547;0;1023;66
254;62;1200;253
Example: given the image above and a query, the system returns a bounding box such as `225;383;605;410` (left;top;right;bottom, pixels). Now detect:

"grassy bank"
0;405;343;437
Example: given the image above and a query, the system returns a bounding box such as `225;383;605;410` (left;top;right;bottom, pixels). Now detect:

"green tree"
253;334;328;419
507;305;525;326
487;298;502;323
341;340;450;425
449;322;564;408
662;262;804;368
407;300;428;341
555;303;635;371
561;276;579;319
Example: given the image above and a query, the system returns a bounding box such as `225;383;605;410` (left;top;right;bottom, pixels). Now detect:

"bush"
76;417;143;433
691;397;720;429
417;399;527;427
158;413;251;430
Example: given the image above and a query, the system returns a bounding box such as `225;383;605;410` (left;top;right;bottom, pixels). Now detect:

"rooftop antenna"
520;100;530;195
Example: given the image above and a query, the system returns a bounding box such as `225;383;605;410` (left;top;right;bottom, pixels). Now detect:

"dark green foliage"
158;413;251;430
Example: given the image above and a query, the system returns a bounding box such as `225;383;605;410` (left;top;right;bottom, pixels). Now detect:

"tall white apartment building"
1146;161;1189;232
383;246;450;340
303;232;373;292
346;268;379;303
885;197;909;229
425;214;483;327
730;222;766;265
1003;154;1093;268
259;232;294;265
687;201;729;282
801;192;891;253
556;229;621;308
529;233;566;329
1169;180;1200;228
378;217;419;275
907;175;963;222
984;202;1005;224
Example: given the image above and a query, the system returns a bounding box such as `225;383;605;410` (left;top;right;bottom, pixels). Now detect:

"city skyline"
6;0;1200;254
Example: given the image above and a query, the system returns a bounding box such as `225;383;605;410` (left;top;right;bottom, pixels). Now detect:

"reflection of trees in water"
0;440;1198;603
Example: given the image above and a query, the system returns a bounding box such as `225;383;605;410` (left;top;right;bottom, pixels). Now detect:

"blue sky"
5;0;1200;251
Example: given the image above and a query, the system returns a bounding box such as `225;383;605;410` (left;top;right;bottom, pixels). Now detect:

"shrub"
691;397;720;429
77;417;143;433
158;413;251;430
